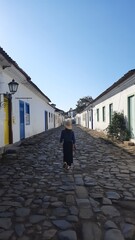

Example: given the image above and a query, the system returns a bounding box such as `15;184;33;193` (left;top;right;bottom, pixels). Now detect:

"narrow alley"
0;126;135;240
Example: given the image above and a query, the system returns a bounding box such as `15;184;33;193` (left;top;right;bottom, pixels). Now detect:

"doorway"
19;100;25;139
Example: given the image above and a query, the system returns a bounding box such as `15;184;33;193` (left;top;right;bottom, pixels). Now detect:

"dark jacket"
60;129;75;144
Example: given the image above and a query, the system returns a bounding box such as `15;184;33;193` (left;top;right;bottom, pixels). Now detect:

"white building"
76;105;93;129
54;108;65;128
76;70;135;143
0;47;56;148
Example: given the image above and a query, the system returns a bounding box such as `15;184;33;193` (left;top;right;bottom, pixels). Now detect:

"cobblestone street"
0;125;135;240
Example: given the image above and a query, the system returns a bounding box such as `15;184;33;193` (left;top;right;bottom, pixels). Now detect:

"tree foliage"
76;96;93;113
107;112;131;141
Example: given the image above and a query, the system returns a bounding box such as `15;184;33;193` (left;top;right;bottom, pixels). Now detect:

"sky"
0;0;135;112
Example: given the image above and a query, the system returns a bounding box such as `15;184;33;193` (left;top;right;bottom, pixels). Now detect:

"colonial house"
76;104;93;129
76;69;135;143
0;47;61;149
54;107;65;128
67;108;76;118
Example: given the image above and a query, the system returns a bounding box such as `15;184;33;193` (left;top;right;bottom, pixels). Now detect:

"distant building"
54;107;65;127
67;108;76;118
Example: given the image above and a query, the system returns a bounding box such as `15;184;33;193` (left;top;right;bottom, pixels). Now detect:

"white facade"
0;48;55;148
76;108;93;129
54;111;64;128
75;113;81;125
93;73;135;137
76;70;135;142
77;111;87;128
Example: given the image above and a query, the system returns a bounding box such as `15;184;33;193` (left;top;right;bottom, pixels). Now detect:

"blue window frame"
25;103;30;125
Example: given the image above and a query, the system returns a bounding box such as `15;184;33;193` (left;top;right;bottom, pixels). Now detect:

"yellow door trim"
4;96;9;145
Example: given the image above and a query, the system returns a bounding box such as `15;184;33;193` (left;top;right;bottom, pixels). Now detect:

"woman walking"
60;119;76;170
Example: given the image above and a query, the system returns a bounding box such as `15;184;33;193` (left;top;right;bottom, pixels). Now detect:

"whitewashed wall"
80;111;87;128
75;113;81;125
0;67;55;147
54;112;64;128
93;76;135;136
75;109;93;129
75;74;135;143
87;109;93;129
12;86;55;142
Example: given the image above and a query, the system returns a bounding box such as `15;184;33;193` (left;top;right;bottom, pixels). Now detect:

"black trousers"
63;142;73;166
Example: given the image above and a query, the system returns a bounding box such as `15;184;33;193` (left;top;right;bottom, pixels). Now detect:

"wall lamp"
8;79;19;95
0;79;19;108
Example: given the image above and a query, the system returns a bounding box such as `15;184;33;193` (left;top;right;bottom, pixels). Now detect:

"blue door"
19;100;25;139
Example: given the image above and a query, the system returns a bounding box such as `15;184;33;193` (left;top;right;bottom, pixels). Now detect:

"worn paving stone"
104;229;124;240
101;205;120;217
43;229;57;239
0;218;12;229
52;220;72;230
79;207;93;219
66;195;76;206
15;208;31;217
75;186;88;198
106;191;121;200
104;220;118;230
29;215;46;224
121;223;135;239
0;230;14;240
76;198;90;208
58;230;77;240
1;126;135;239
82;222;102;240
15;223;25;237
52;207;68;217
66;215;79;222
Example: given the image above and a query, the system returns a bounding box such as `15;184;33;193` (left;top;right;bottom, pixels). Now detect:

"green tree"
107;111;131;141
76;96;93;113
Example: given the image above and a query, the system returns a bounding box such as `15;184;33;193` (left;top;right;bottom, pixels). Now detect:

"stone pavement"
0;125;135;240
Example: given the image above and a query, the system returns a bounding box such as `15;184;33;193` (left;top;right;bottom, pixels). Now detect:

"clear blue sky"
0;0;135;111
